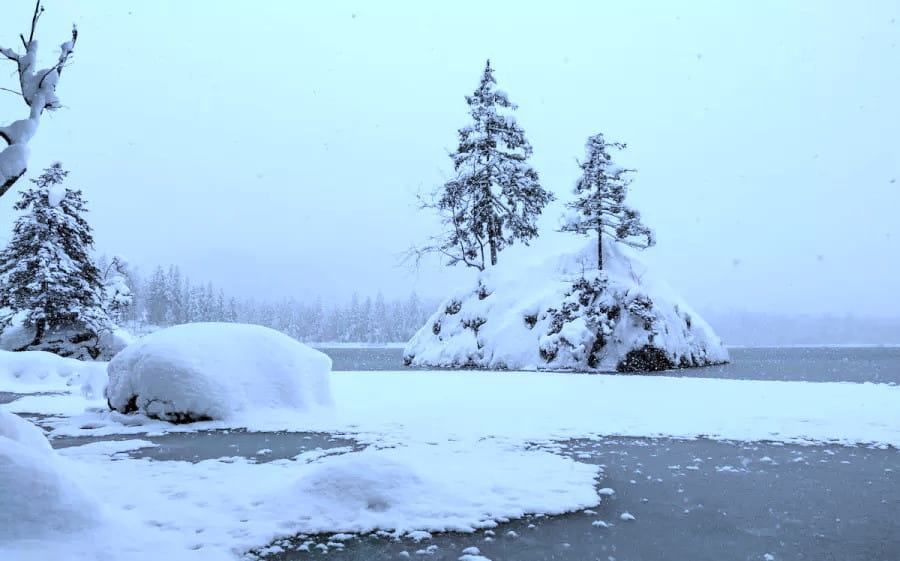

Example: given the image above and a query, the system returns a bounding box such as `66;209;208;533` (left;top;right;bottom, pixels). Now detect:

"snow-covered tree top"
0;1;78;196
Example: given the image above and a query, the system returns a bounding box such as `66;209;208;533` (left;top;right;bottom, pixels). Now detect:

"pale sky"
1;1;897;317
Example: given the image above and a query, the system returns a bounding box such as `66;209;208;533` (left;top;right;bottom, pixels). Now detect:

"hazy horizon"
1;1;897;318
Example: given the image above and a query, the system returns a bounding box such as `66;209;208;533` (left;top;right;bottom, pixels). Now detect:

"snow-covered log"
404;238;729;372
0;1;78;196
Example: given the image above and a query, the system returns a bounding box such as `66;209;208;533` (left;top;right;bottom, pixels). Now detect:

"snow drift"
105;323;333;422
0;348;107;397
405;239;728;372
0;411;103;540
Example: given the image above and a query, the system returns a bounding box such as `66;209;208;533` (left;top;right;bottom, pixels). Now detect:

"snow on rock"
105;323;333;422
405;238;728;372
0;411;103;540
0;348;107;395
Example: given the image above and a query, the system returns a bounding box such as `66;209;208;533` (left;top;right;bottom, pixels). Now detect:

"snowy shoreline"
3;358;899;561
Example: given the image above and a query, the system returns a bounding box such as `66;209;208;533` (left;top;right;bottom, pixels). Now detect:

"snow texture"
0;411;103;541
269;442;599;534
105;322;333;422
405;237;728;372
0;348;107;396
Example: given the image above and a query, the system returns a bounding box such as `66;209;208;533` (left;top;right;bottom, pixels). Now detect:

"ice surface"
106;323;333;422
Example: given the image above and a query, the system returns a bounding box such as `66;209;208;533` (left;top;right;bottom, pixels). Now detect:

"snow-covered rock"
0;411;103;540
105;323;333;422
404;239;728;372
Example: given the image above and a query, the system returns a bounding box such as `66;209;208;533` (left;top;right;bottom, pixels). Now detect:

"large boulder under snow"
0;411;103;540
105;323;333;422
404;240;728;372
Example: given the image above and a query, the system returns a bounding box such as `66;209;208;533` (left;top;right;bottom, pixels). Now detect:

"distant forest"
109;261;435;344
105;260;900;347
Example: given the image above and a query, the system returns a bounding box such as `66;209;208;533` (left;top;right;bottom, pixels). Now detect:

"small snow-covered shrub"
404;238;728;372
105;323;333;422
0;411;102;540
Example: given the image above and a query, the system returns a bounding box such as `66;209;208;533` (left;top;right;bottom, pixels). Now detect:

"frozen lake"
7;346;898;560
320;345;900;384
261;437;899;561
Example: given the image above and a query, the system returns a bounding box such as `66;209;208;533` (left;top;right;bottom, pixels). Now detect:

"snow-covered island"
404;239;729;372
407;81;728;372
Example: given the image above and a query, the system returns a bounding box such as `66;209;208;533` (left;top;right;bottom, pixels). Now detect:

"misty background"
0;1;897;342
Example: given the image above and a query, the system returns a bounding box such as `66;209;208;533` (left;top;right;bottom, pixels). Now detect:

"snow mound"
105;323;333;422
405;239;728;372
269;443;600;534
0;349;107;396
0;411;103;540
0;409;51;452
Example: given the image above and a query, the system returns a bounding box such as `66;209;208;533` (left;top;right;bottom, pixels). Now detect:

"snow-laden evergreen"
0;164;112;359
404;237;729;372
561;133;654;269
0;1;78;196
414;60;553;270
100;256;133;325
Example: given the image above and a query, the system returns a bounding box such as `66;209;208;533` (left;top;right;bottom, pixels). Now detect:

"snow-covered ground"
2;350;898;560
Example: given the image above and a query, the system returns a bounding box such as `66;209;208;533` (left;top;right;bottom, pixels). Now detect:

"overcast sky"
1;1;897;317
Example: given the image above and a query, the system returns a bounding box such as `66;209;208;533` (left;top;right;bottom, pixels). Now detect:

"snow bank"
105;323;333;422
21;440;598;560
0;411;103;540
0;349;107;396
405;238;728;372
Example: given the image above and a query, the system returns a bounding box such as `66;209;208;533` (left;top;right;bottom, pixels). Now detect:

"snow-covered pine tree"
416;60;553;270
0;163;111;357
101;256;133;325
144;266;168;325
561;133;655;270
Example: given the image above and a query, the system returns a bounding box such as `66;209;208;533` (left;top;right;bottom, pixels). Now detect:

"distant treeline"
109;262;435;343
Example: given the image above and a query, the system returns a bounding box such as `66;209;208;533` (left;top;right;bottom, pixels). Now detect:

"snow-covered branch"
0;0;78;197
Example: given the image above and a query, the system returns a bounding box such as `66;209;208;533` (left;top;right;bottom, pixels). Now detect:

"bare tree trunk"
31;318;45;347
597;229;603;271
488;219;498;266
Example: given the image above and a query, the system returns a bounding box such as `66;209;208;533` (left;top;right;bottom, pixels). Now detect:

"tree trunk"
488;221;498;267
31;318;45;347
597;230;603;271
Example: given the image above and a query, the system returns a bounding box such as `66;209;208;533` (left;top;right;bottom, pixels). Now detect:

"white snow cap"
105;322;333;422
405;236;728;371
